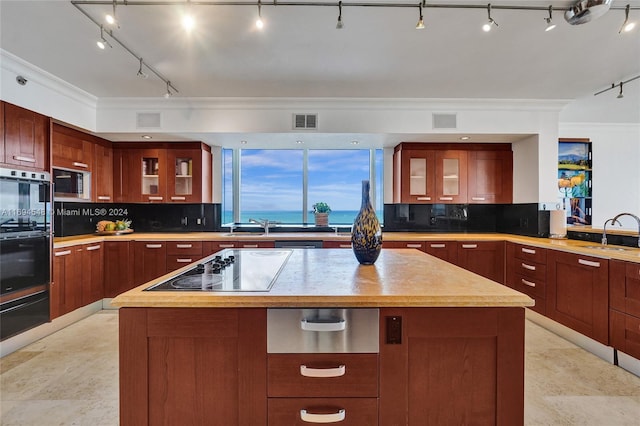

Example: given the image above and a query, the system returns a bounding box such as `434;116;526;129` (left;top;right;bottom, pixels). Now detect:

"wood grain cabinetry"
81;243;104;306
113;142;212;203
119;308;267;426
423;241;458;264
322;240;352;249
104;241;134;298
203;240;275;254
506;242;547;315
93;140;113;202
456;241;505;284
383;240;425;251
2;102;49;171
379;307;525;426
133;241;167;286
166;240;203;272
393;143;512;204
52;124;93;171
547;250;609;344
609;260;640;359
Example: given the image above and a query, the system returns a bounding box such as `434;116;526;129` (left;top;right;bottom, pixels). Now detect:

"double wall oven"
0;167;51;340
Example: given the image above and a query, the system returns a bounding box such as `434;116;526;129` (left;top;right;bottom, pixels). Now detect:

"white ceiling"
1;0;639;147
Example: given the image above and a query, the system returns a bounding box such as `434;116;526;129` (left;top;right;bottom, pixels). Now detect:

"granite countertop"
111;248;535;309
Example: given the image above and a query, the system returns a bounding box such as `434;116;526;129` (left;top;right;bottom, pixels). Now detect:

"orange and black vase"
352;180;382;265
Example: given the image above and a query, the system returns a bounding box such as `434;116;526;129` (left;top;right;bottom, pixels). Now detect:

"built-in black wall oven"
0;167;51;340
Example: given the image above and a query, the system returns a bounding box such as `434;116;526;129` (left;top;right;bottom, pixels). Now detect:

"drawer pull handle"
578;259;600;268
242;244;259;248
406;243;422;248
85;245;101;251
176;258;193;263
72;161;89;168
176;244;193;249
148;196;163;201
521;247;536;255
97;195;111;201
218;244;234;248
55;250;71;256
471;197;486;201
439;196;454;201
521;278;536;288
416;196;431;201
13;155;36;163
171;196;186;201
462;244;478;249
300;409;346;423
339;244;351;248
521;263;536;271
301;318;346;332
146;244;163;249
430;243;446;248
300;364;346;378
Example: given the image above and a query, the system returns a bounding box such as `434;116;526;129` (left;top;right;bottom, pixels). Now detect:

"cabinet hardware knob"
300;364;346;378
300;318;346;332
300;409;345;423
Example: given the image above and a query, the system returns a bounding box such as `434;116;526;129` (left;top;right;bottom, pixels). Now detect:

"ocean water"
223;210;383;225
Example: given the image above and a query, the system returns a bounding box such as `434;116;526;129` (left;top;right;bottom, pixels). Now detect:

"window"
223;148;383;225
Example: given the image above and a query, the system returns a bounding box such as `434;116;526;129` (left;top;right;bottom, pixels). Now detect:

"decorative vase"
314;212;329;227
351;180;382;265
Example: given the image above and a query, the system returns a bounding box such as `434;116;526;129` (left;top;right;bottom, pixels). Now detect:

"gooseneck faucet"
607;212;640;248
249;218;271;235
601;218;618;245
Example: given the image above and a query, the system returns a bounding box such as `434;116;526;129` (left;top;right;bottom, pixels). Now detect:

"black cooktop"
144;249;292;292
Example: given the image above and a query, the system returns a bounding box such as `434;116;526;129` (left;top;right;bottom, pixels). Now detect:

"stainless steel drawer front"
267;308;379;353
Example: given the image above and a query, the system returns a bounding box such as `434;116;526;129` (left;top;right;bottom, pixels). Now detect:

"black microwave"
53;168;90;200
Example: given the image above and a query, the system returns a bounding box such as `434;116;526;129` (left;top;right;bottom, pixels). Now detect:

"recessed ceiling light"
296;140;303;144
460;136;470;141
142;135;152;139
351;140;359;145
240;140;247;145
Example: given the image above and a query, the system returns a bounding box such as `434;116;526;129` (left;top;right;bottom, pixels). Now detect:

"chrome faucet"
610;212;640;248
249;218;271;235
601;218;618;245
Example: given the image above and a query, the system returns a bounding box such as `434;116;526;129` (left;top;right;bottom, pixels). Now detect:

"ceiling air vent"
432;113;457;129
136;112;161;129
293;113;318;130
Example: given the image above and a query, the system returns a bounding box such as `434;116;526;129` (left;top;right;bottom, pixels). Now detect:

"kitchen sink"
583;245;635;251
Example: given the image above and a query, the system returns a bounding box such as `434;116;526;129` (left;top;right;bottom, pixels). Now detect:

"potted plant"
312;202;331;227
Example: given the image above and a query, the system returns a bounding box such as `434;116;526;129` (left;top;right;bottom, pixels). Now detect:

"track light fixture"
619;4;636;33
594;75;639;98
544;5;557;31
416;3;425;30
182;0;195;32
105;0;119;28
137;58;148;79
164;81;173;98
482;4;498;32
617;82;624;98
336;1;344;29
96;25;112;49
256;0;264;29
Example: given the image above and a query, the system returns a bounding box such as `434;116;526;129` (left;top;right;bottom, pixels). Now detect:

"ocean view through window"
222;148;383;226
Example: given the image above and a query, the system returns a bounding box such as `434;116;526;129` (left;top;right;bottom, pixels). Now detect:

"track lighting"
544;5;557;31
594;75;639;97
619;4;636;33
617;82;624;98
105;0;118;28
482;4;498;32
336;1;344;29
137;58;148;79
164;81;173;98
416;3;425;30
96;25;112;49
256;0;264;29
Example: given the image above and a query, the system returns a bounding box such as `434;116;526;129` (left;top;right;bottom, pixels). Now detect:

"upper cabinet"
2;101;50;172
52;124;94;171
393;143;512;204
113;142;212;203
93;140;113;202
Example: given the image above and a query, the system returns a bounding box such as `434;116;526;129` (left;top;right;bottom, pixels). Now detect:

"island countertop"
111;248;534;309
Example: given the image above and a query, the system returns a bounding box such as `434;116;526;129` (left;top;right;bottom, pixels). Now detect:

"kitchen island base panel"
120;306;526;425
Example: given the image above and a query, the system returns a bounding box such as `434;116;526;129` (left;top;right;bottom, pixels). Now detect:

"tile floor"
1;310;640;425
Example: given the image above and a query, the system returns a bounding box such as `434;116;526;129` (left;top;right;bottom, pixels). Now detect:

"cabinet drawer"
610;309;640;360
610;260;640;318
322;241;352;249
166;255;198;272
267;309;379;353
166;241;202;255
268;354;378;397
513;243;547;264
268;398;378;426
511;272;545;299
383;241;424;250
513;260;546;281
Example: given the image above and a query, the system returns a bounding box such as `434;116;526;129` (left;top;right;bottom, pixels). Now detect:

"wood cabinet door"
610;260;640;318
93;141;113;202
435;150;468;203
396;149;436;203
133;241;167;286
379;307;525;426
546;250;609;344
52;246;82;318
51;124;93;171
166;148;202;203
119;308;267;426
423;241;458;264
383;241;425;251
467;150;513;204
104;241;134;297
3;103;49;171
456;241;505;284
81;243;104;305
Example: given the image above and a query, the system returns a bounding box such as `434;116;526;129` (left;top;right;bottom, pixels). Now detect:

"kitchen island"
113;248;533;426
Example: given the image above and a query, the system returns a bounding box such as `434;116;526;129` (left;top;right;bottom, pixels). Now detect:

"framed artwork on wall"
558;139;592;226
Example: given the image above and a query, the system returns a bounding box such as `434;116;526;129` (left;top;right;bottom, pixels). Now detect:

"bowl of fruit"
96;219;133;235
